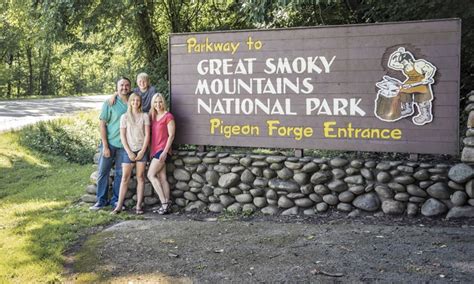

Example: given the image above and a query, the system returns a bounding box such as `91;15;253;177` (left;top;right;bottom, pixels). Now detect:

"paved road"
0;95;108;132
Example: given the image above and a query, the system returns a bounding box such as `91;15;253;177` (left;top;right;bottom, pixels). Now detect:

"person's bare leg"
158;164;170;204
136;162;146;211
114;163;133;212
147;158;166;204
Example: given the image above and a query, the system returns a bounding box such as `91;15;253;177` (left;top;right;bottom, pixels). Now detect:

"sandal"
157;202;171;215
136;208;144;215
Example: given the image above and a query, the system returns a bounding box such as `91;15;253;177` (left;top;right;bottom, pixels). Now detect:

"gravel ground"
66;212;474;283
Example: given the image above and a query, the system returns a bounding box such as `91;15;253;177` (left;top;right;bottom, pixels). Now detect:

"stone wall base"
83;151;474;219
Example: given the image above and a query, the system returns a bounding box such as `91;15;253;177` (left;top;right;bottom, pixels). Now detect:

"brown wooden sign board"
169;19;461;155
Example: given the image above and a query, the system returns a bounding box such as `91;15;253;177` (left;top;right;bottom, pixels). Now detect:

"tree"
0;0;472;101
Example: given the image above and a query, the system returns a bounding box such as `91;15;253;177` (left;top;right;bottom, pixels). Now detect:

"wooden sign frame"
169;19;461;155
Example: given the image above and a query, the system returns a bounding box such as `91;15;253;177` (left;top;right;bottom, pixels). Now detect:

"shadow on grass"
0;151;53;200
9;200;140;282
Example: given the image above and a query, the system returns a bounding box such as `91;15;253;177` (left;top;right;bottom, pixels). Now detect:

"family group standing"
89;73;175;215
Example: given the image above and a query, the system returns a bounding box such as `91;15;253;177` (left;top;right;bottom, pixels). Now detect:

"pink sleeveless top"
150;112;174;157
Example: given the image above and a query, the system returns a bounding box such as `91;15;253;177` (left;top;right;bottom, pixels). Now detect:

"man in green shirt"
90;77;131;210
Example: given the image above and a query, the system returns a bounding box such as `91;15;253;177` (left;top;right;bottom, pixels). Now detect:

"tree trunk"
26;46;34;96
133;0;162;63
168;0;181;33
40;52;50;96
16;52;21;97
7;53;13;98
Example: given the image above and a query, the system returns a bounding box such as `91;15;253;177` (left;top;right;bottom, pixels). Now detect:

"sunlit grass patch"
0;112;129;283
0;154;13;168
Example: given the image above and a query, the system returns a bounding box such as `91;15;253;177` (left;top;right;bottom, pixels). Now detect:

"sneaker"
89;203;105;211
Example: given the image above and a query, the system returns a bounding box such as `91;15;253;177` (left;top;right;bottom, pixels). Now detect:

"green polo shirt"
99;96;128;148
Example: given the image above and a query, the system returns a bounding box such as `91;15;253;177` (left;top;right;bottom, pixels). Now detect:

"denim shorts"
153;150;172;163
123;150;148;164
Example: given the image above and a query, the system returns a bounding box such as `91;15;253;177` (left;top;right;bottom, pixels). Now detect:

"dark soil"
65;210;474;283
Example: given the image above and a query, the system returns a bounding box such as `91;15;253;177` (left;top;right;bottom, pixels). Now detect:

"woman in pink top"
147;93;175;214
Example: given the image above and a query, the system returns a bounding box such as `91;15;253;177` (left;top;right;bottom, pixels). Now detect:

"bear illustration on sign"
374;47;437;125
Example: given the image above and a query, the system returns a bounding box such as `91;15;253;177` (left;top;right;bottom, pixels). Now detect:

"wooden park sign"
169;19;461;154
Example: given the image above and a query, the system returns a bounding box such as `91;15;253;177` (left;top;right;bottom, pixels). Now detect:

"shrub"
19;112;99;164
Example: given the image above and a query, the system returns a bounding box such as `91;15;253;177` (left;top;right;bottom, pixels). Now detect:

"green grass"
217;208;255;222
20;111;99;164
0;115;130;283
72;232;110;283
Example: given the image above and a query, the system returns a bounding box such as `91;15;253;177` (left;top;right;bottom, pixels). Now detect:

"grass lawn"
0;114;129;283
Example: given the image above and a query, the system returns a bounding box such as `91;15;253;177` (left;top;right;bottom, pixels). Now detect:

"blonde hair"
149;93;168;120
126;93;142;122
136;72;149;81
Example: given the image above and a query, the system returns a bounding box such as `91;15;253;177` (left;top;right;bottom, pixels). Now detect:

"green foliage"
1;0;473;100
218;208;254;221
1;0;473;150
18;112;99;164
239;0;346;28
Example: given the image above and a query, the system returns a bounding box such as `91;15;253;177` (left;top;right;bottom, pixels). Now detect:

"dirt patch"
65;212;474;283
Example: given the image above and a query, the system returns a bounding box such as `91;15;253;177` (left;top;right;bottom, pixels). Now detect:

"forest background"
1;0;473;107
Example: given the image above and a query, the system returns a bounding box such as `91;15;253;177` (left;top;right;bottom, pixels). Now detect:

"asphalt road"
0;95;108;132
